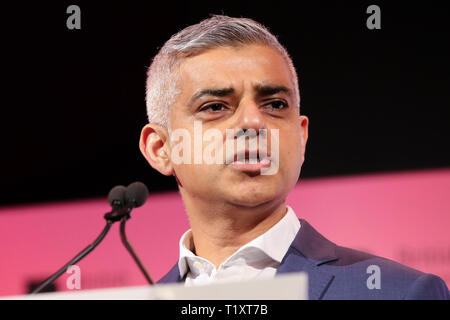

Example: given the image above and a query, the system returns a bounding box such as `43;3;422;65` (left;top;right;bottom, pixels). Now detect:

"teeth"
260;158;271;165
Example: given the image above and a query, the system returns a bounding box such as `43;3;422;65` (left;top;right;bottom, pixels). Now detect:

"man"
139;15;449;299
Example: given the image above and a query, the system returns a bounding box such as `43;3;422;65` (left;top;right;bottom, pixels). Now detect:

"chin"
225;184;282;208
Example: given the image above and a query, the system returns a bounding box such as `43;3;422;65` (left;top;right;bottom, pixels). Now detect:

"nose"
234;98;267;134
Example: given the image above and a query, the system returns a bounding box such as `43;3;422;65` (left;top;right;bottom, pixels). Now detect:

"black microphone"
108;185;127;208
125;181;149;208
103;185;129;222
31;182;151;294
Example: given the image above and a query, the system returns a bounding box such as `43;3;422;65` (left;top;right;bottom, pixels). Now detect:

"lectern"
4;272;308;300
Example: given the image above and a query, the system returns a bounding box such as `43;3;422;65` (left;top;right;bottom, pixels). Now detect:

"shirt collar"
177;205;301;278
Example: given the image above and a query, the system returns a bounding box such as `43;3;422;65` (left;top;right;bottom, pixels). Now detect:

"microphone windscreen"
125;182;149;208
108;185;127;207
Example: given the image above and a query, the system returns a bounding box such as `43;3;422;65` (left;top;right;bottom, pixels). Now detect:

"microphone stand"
119;215;154;284
31;205;154;294
31;220;113;294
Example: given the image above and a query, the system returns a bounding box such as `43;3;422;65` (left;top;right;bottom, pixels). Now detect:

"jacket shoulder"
403;273;450;300
327;245;449;299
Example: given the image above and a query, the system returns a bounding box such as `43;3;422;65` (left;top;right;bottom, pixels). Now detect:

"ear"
299;115;309;155
139;123;174;176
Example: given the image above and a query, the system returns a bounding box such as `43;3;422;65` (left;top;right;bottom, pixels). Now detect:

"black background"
2;1;449;206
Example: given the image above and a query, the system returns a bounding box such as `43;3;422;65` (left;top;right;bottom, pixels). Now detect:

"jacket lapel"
276;219;338;300
157;262;181;284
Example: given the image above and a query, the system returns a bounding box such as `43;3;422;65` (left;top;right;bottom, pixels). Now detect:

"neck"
181;192;288;268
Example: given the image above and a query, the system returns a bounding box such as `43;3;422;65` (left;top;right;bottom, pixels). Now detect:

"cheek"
280;135;303;171
173;163;220;184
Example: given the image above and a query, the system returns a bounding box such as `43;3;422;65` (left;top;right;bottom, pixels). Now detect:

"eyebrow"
253;84;292;98
189;87;235;105
188;84;292;107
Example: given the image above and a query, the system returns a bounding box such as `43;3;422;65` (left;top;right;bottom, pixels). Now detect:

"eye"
265;100;288;110
199;103;228;112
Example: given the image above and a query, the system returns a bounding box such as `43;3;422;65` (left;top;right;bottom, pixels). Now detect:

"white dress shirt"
177;206;301;286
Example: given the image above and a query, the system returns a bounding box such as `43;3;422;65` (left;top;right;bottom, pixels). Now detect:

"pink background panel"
0;168;449;296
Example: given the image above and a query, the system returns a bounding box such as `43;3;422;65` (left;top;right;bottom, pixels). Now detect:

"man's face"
166;44;308;207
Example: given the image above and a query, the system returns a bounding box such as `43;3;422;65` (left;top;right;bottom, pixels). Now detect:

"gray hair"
145;15;300;128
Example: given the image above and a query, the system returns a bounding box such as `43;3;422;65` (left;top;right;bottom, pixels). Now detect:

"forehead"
177;44;294;94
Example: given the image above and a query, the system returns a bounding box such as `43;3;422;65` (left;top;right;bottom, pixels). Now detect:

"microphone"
125;181;149;208
108;185;127;208
31;182;152;294
103;182;148;221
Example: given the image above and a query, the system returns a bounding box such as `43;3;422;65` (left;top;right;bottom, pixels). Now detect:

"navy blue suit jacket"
158;219;450;299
